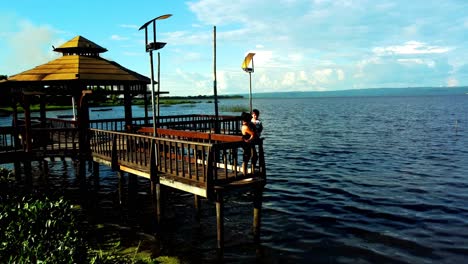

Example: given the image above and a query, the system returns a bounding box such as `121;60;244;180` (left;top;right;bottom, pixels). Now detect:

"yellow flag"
242;53;256;72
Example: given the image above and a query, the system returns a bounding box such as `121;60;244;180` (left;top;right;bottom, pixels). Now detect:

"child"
251;109;263;137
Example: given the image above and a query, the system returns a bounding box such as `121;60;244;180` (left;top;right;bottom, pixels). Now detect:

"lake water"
1;95;468;263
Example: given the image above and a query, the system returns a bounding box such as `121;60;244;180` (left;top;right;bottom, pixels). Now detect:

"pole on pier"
213;26;220;134
150;140;162;229
242;53;256;113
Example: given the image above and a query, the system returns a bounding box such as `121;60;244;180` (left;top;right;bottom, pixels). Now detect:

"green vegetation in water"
220;104;249;113
133;99;199;106
0;167;185;264
0;104;73;113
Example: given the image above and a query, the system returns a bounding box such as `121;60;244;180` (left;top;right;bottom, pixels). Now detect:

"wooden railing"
89;128;265;198
87;114;242;134
0;127;20;152
29;128;80;155
47;118;78;129
45;114;242;134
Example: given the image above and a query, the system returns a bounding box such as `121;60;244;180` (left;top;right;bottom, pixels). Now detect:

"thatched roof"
0;35;150;86
5;55;149;83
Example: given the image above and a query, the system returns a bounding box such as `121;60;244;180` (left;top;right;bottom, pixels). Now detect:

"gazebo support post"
40;94;46;128
78;90;91;191
21;94;33;188
11;97;21;180
124;85;133;132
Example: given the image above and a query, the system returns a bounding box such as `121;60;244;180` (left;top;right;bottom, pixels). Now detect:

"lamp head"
146;42;167;52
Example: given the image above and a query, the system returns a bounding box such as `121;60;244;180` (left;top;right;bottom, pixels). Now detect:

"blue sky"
1;0;467;96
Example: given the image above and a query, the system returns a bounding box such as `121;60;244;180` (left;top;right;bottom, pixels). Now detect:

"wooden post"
124;86;133;132
117;171;125;206
21;95;33;189
156;183;161;222
128;173;138;216
14;162;21;182
253;186;264;243
22;95;32;152
11;98;21;182
42;159;49;181
216;190;224;255
194;194;201;219
150;140;161;227
39;94;46;127
78;90;91;191
93;161;100;188
23;159;32;191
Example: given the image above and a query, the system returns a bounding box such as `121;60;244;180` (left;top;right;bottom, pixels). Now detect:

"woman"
241;112;258;175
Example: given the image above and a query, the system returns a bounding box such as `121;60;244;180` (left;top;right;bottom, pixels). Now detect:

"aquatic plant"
0;196;87;263
220;104;249;112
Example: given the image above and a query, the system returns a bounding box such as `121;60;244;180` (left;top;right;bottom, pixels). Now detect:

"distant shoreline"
245;86;468;98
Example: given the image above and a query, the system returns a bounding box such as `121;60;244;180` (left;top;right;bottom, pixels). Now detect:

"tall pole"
157;52;161;117
213;26;220;134
242;53;255;114
249;72;252;113
149;50;157;137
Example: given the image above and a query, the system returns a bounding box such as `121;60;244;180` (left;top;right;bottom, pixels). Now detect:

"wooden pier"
0;115;266;253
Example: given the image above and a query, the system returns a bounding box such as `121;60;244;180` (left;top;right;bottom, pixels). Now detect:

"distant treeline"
250;86;468;98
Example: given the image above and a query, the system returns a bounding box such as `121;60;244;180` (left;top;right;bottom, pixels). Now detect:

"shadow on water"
21;160;284;263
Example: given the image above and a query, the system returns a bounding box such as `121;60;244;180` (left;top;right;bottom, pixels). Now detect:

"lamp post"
139;14;172;136
242;53;256;113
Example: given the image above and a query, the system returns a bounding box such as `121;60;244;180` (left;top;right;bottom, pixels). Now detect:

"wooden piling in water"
117;171;125;206
253;186;264;243
194;194;201;219
215;191;224;254
93;161;100;187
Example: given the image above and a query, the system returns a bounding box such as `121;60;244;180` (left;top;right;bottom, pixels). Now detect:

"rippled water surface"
2;95;468;263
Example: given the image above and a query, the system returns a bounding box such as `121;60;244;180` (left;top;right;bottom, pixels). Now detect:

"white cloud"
373;41;451;56
397;58;435;68
0;19;60;75
336;69;345;80
119;24;138;29
111;35;128;41
447;77;459;87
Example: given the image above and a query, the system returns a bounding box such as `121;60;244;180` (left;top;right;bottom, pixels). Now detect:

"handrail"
89;128;265;198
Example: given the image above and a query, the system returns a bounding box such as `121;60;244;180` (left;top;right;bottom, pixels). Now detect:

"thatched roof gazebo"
0;35;154;152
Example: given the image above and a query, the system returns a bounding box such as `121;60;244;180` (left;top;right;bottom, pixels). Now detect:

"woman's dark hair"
241;112;251;122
